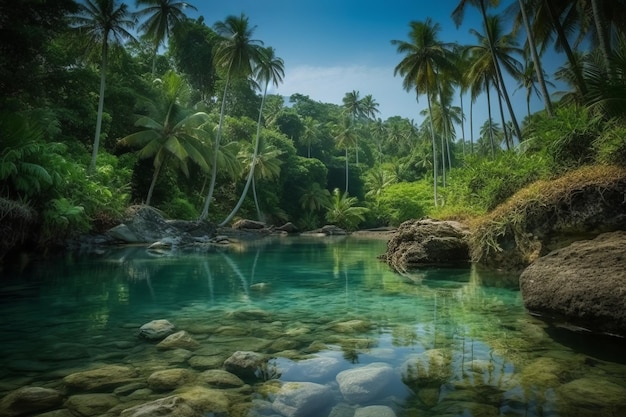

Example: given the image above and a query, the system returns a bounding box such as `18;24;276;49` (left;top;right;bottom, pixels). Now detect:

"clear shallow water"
1;236;626;417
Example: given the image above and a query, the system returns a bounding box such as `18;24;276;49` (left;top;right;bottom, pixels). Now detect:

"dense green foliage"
1;0;625;260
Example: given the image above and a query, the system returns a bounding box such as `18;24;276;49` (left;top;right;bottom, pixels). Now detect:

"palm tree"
512;0;554;116
361;94;380;120
392;18;454;207
72;0;136;174
300;116;320;158
515;58;555;118
365;168;397;199
333;117;358;194
118;71;211;205
220;46;284;226
248;141;283;221
342;90;364;165
466;15;523;150
325;188;369;231
452;0;523;141
134;0;197;74
199;13;264;221
299;182;331;212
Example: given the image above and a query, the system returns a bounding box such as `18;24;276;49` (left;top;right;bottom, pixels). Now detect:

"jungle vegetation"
1;0;625;259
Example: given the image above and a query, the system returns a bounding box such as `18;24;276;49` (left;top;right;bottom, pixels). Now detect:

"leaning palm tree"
392;18;454;206
118;71;210;205
510;0;554;116
134;0;197;75
199;13;264;221
452;0;523;141
72;0;136;174
220;46;284;226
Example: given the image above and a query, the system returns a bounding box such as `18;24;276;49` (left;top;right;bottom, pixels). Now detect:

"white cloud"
274;64;423;120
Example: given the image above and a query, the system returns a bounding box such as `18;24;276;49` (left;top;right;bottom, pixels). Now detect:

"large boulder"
381;218;470;272
63;365;138;393
520;231;626;336
138;319;176;341
107;205;214;245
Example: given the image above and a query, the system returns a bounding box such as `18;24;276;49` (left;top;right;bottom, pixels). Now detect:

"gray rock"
354;405;397;417
0;387;64;417
223;351;268;380
272;381;334;417
198;369;245;388
138;319;176;340
520;231;626;335
156;330;200;350
147;368;195;391
381;218;469;272
336;362;395;404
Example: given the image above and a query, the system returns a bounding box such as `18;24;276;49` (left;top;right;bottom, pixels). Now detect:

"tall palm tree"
301;116;320;158
199;13;264;220
392;18;454;206
452;0;523;141
72;0;136;174
342;90;364;165
220;46;284;226
118;71;210;205
511;0;554;116
466;15;523;150
134;0;196;74
333;117;358;193
248;141;283;221
515;58;555;118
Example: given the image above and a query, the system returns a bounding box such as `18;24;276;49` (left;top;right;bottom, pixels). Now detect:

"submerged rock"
354;405;397;417
272;381;334;417
336;362;395;404
0;386;64;417
63;365;138;393
223;351;269;380
156;331;200;351
138;319;176;341
381;218;470;272
520;231;626;336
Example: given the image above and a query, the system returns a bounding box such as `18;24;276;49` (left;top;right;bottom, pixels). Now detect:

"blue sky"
186;1;559;139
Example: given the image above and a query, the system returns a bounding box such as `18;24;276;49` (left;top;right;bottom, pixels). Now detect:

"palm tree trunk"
88;40;108;175
544;0;587;95
485;76;495;158
591;0;611;70
478;1;523;142
519;0;554;116
345;147;349;194
470;98;474;154
219;81;268;227
460;89;466;155
200;68;232;220
495;78;511;150
145;157;164;206
426;92;438;207
252;176;262;221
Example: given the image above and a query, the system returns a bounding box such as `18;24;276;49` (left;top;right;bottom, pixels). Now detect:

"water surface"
1;236;625;417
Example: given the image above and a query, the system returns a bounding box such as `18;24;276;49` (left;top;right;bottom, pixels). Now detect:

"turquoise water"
1;236;626;417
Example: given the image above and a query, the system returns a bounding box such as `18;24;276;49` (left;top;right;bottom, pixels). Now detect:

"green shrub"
374;181;434;226
594;124;626;167
160;197;199;220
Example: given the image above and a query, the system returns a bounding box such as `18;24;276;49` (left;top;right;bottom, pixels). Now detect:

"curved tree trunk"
88;40;108;175
544;0;587;96
519;0;553;116
145;155;165;206
494;77;511;150
199;69;231;220
344;147;349;194
219;81;268;227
